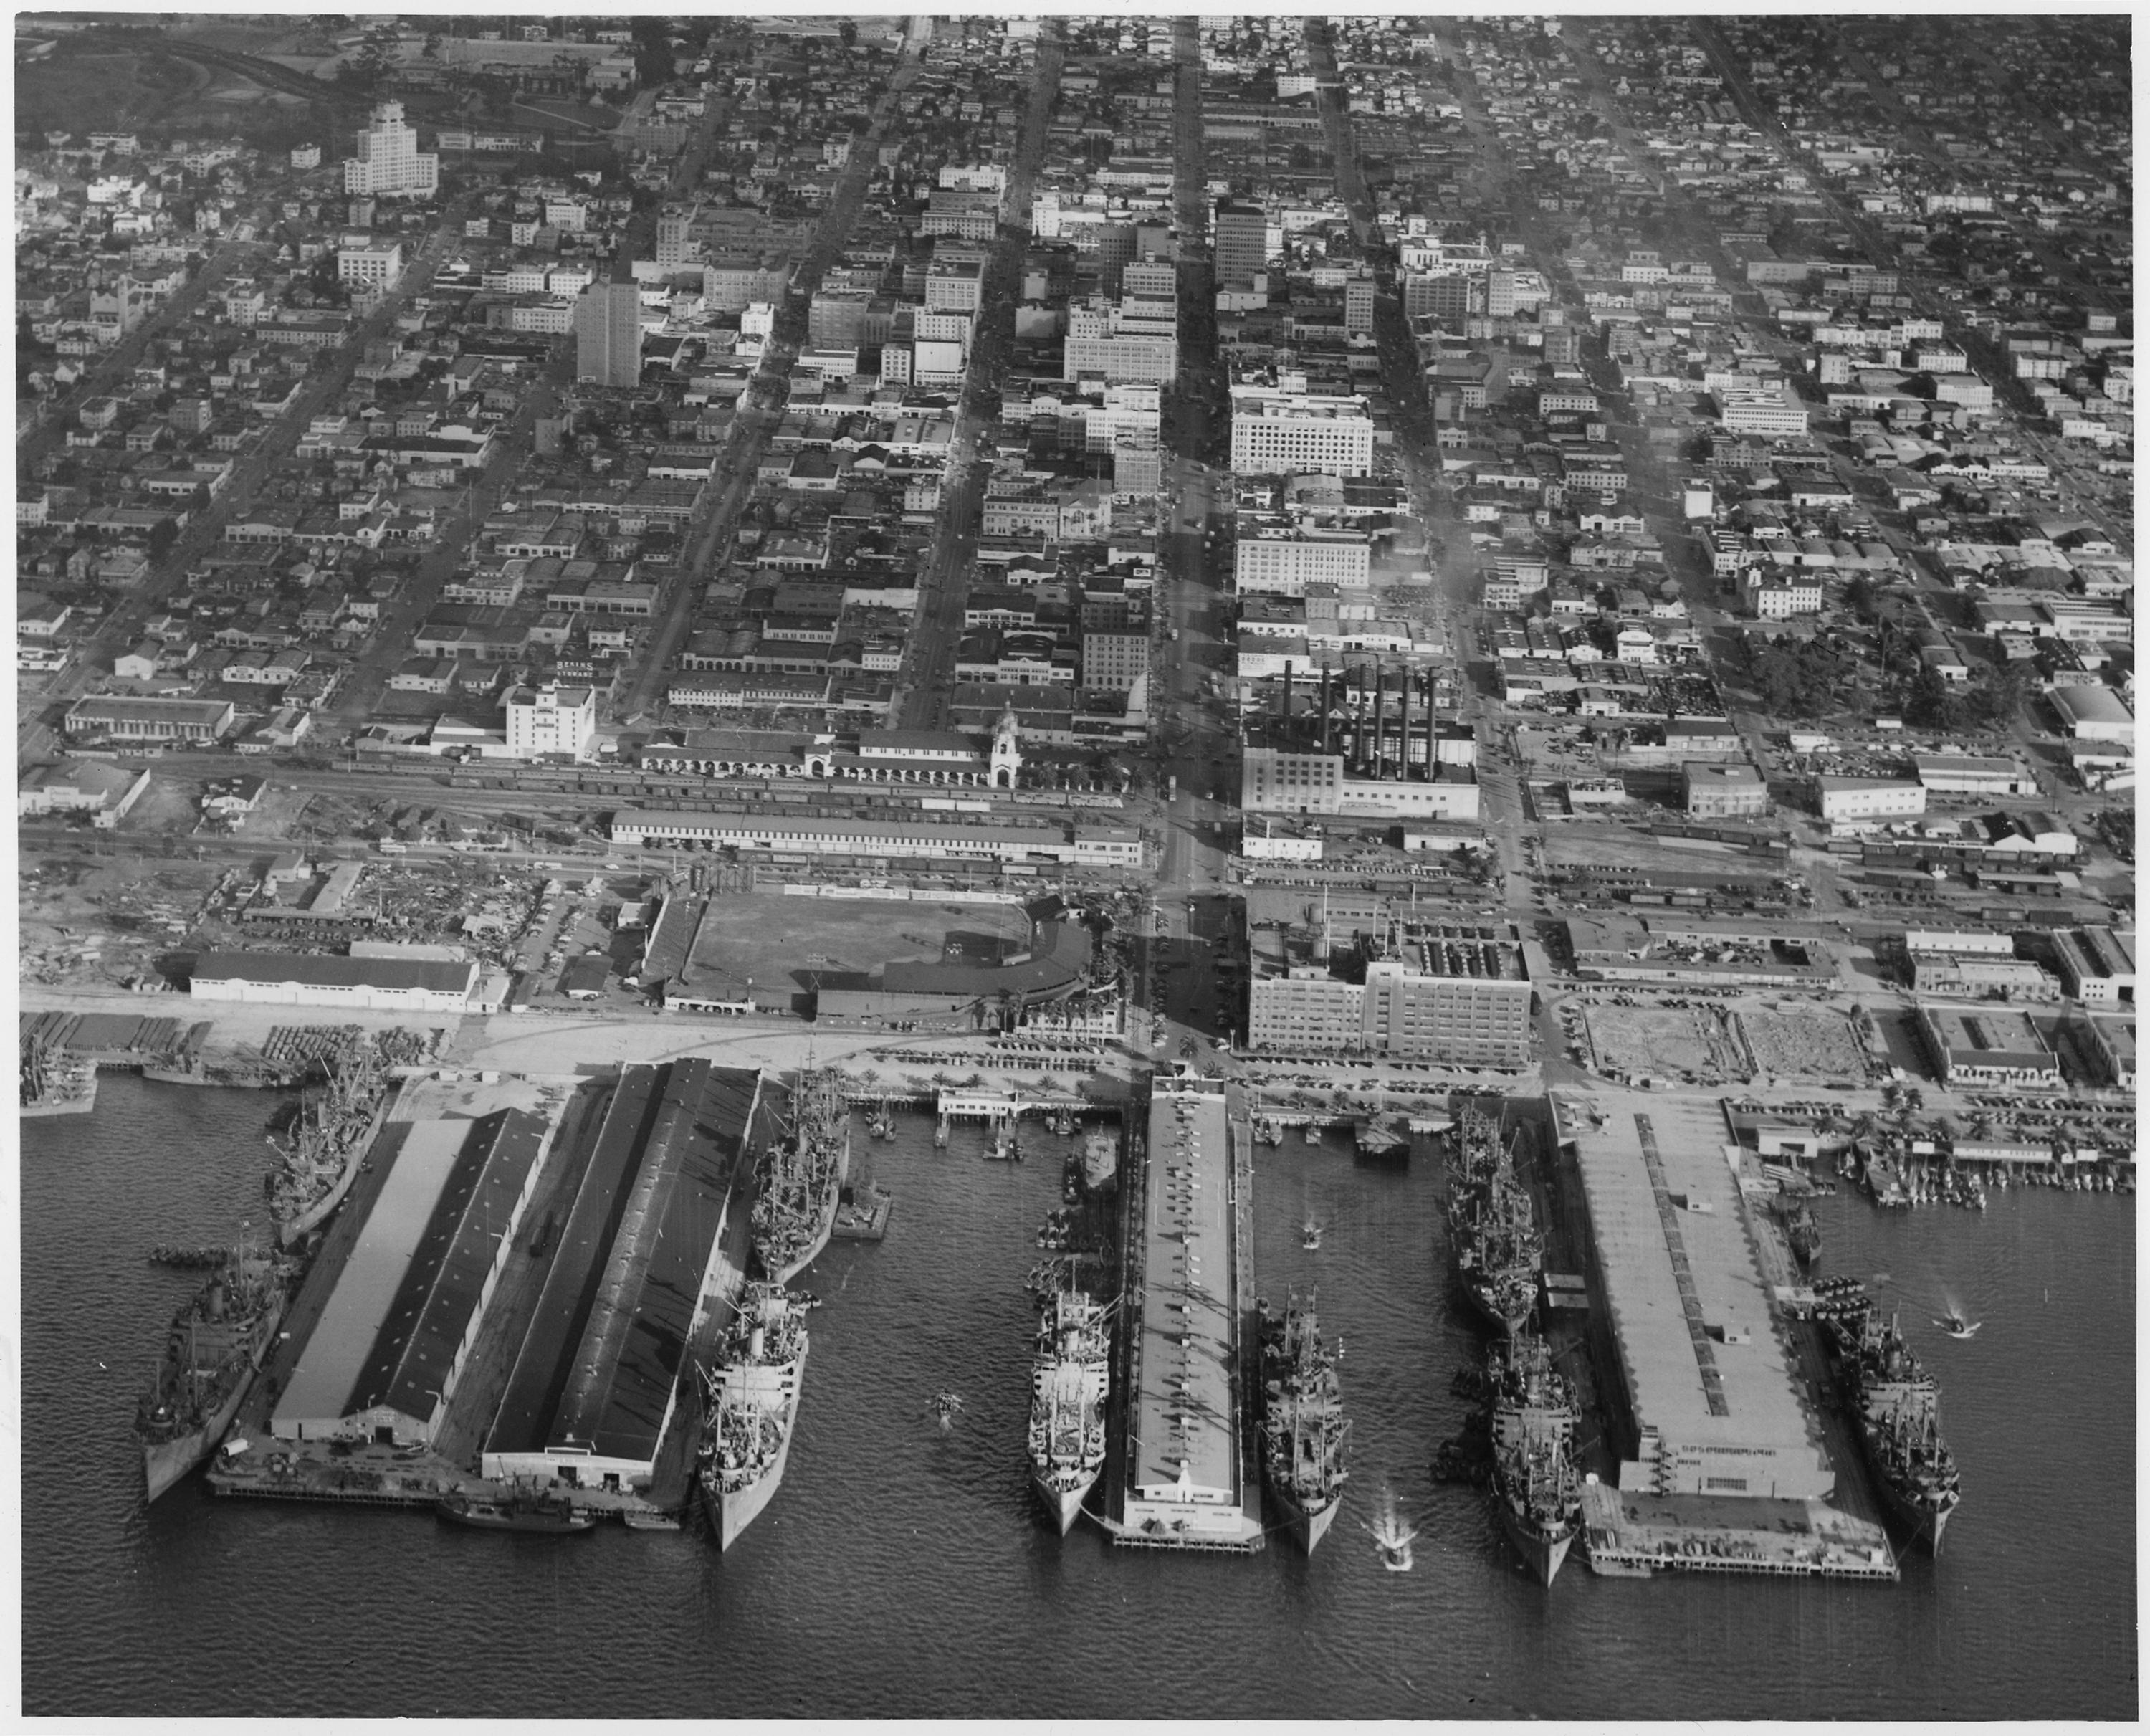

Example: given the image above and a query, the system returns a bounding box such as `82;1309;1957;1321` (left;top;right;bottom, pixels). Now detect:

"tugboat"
697;1283;808;1550
1301;1217;1322;1252
1936;1311;1981;1340
1302;1120;1325;1146
137;1236;287;1504
867;1100;897;1142
437;1488;593;1534
933;1114;950;1150
1027;1284;1111;1533
1256;1290;1349;1555
986;1112;1022;1163
1486;1333;1583;1585
1051;1105;1076;1138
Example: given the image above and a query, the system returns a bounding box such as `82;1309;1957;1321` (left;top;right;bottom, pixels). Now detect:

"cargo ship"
264;1040;391;1247
1486;1332;1582;1585
751;1067;850;1284
136;1244;287;1504
697;1283;808;1550
1828;1304;1961;1553
1446;1107;1542;1337
1027;1284;1111;1534
1784;1199;1822;1269
1256;1289;1349;1555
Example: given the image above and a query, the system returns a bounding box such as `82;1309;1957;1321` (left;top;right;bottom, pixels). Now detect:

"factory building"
190;950;479;1013
1115;1075;1263;1548
2050;925;2136;1005
483;1061;761;1489
271;1109;550;1444
64;695;235;743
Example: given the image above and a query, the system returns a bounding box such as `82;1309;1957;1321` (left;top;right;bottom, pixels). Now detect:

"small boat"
933;1115;950;1150
1302;1219;1322;1252
1365;1486;1418;1572
1935;1313;1981;1340
1051;1107;1076;1138
437;1489;593;1533
1302;1120;1324;1146
867;1100;897;1141
931;1389;965;1431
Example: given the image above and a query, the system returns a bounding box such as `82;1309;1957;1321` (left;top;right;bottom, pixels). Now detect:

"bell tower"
990;704;1022;789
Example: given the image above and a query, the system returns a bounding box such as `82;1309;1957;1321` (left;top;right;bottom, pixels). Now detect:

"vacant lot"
1582;1003;1721;1084
1737;1005;1869;1081
684;891;1031;1003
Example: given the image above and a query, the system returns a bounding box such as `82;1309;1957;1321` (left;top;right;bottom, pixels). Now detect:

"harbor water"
24;1076;2136;1718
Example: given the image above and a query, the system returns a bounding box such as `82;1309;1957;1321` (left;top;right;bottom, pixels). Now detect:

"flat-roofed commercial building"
1248;928;1533;1067
2051;925;2136;1005
1562;1093;1835;1500
483;1060;760;1489
1911;754;2034;797
608;809;1076;862
1814;775;1925;828
270;1108;550;1444
190;950;478;1013
1914;1004;2061;1088
64;695;235;743
1233;534;1370;597
1228;387;1374;478
1681;761;1769;819
1118;1076;1263;1547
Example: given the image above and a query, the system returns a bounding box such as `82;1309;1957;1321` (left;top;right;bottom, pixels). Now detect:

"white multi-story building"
1716;386;1809;438
1813;776;1925;826
505;682;597;761
343;101;438;199
1233;534;1371;596
1229;387;1375;477
336;239;404;290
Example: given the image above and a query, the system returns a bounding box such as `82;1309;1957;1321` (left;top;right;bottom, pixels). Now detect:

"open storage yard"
1734;1004;1871;1082
1581;1001;1740;1086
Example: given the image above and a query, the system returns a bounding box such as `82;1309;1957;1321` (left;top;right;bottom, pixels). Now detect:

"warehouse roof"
192;950;477;996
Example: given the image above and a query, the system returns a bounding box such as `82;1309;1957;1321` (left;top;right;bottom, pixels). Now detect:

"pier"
1107;1074;1265;1553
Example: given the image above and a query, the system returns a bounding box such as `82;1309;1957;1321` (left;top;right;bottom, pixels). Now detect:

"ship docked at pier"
1486;1332;1583;1585
1027;1282;1112;1534
1257;1290;1348;1555
136;1242;287;1503
264;1039;392;1246
1447;1107;1543;1337
1828;1302;1962;1553
751;1067;849;1285
697;1283;809;1550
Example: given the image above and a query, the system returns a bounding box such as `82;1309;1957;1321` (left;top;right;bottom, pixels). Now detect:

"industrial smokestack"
1423;670;1437;783
1319;662;1332;755
1281;659;1294;736
1372;667;1387;781
1352;669;1367;769
1398;667;1413;781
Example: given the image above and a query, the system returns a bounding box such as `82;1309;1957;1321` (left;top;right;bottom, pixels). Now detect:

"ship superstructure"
1829;1304;1962;1553
137;1243;287;1503
1257;1289;1348;1555
1486;1332;1582;1585
751;1067;849;1284
1027;1282;1112;1533
697;1282;809;1550
1446;1106;1542;1337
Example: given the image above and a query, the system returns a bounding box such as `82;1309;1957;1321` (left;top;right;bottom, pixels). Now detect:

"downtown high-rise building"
575;280;644;388
343;101;438;198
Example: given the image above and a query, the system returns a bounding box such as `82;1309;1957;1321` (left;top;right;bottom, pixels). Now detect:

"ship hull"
1867;1459;1956;1555
439;1498;593;1533
1030;1466;1098;1535
1496;1496;1577;1585
1463;1278;1532;1338
1264;1472;1339;1555
140;1288;284;1504
705;1343;806;1552
762;1123;851;1286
